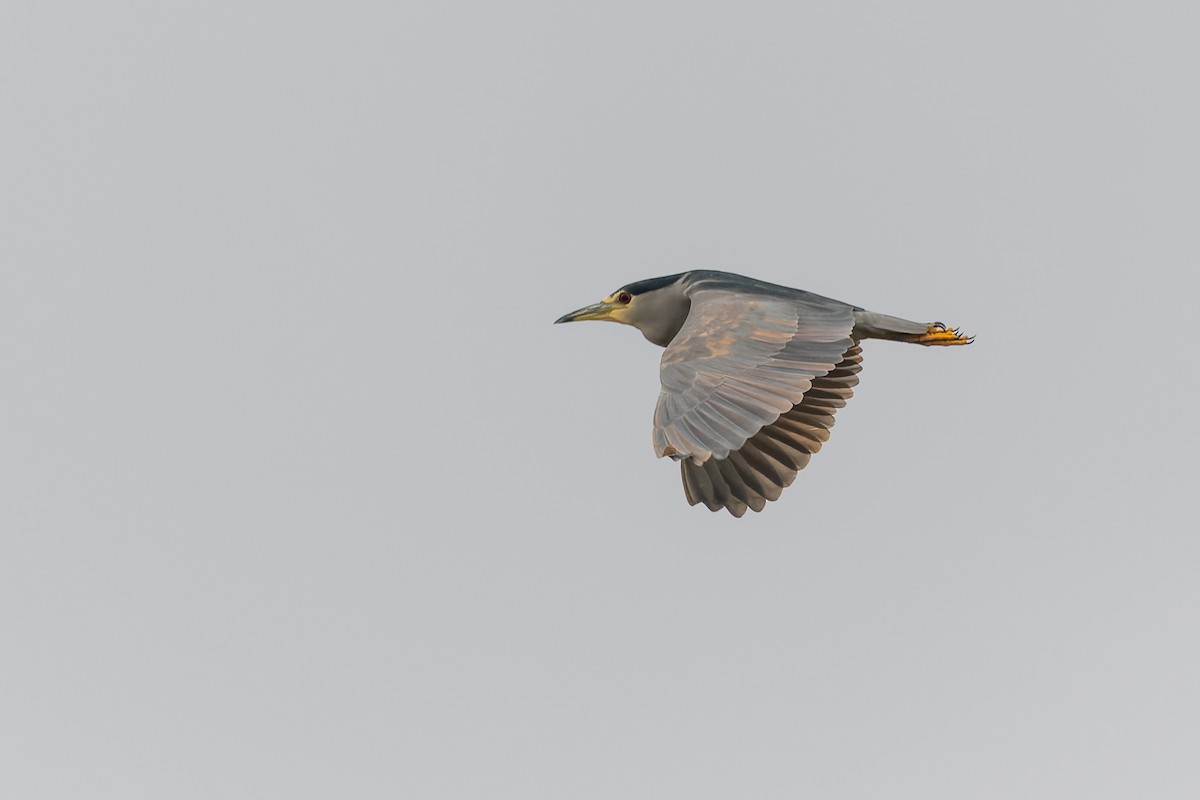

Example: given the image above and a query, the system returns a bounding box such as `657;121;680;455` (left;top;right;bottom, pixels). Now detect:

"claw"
914;321;973;346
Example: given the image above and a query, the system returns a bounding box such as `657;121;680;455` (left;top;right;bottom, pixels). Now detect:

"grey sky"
4;2;1198;797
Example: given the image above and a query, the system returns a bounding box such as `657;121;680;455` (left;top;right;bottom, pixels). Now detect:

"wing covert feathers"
653;288;857;463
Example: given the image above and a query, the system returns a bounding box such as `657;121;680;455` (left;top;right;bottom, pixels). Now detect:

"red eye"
618;291;632;305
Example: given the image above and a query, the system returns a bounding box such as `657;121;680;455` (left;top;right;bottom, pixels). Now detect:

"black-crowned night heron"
555;270;972;517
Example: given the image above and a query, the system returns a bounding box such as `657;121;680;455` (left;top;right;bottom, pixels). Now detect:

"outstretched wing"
652;283;857;464
679;343;863;516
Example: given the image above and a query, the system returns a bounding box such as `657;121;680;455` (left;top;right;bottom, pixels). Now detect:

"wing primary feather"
724;452;768;501
702;461;747;517
735;444;788;499
768;416;827;449
715;457;765;513
681;465;701;506
745;432;804;473
684;458;727;511
760;424;819;463
728;450;783;502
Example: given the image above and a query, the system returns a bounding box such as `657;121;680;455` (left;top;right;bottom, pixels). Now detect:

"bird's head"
554;274;689;346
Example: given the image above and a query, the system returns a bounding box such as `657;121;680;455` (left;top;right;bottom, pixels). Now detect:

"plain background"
4;2;1199;797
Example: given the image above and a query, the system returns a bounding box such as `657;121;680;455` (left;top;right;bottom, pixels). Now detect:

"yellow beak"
554;300;619;324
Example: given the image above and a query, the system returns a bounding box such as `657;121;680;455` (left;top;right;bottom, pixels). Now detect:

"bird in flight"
555;271;972;516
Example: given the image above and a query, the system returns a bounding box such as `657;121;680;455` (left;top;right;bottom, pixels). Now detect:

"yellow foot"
913;322;974;346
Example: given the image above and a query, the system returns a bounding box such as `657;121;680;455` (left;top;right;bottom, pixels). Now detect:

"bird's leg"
910;322;974;346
